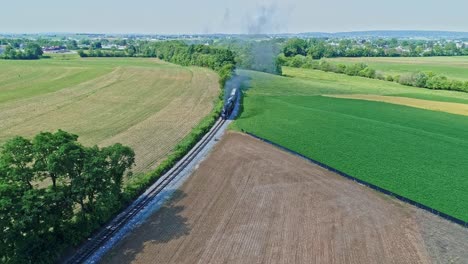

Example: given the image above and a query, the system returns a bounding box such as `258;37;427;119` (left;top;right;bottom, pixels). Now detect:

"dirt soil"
102;132;467;264
325;94;468;116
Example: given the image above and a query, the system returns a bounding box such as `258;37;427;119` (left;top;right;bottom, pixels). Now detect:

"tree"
308;40;327;59
103;144;135;196
358;67;376;78
32;130;79;188
25;43;43;58
0;130;135;262
67;40;78;50
91;41;102;49
345;63;368;76
126;45;136;56
2;45;17;59
283;38;308;57
0;137;34;189
77;49;86;57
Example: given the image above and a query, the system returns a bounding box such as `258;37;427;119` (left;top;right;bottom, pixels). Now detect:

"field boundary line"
245;132;468;228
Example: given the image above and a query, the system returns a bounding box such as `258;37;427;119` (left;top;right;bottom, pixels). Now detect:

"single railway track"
66;117;227;264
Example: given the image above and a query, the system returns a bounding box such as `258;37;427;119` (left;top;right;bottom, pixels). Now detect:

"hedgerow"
278;54;468;93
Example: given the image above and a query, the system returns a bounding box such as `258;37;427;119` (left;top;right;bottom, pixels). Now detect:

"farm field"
281;66;468;102
0;55;220;173
102;132;468;264
233;67;468;222
324;94;468;116
327;56;468;81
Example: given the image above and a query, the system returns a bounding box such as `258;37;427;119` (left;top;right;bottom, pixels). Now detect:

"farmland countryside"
234;64;468;223
328;56;468;81
2;7;468;263
0;55;220;173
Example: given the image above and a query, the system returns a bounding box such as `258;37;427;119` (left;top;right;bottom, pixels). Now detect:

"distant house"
42;46;68;53
395;46;409;52
101;44;126;50
0;45;5;54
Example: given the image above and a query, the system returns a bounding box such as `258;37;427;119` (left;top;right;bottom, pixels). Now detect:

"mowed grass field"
0;55;220;173
328;56;468;81
234;66;468;222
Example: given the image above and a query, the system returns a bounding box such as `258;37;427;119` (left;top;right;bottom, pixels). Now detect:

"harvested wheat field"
0;57;219;173
325;94;468;116
102;132;467;264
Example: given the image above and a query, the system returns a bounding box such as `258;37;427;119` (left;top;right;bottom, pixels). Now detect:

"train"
221;88;238;120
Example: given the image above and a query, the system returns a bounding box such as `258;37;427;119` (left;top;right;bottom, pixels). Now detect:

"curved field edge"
0;56;169;104
323;94;468;116
327;56;468;82
281;67;468;103
0;58;219;173
0;56;229;259
233;71;468;223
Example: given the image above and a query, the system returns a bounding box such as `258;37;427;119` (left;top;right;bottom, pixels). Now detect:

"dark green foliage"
67;40;78;50
290;55;307;68
0;130;134;263
1;43;43;60
283;38;308;57
344;63;368;76
78;41;236;78
358;67;376;79
90;42;102;49
78;48;127;58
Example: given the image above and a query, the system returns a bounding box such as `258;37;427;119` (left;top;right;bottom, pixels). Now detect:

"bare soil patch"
100;132;468;264
325;94;468;116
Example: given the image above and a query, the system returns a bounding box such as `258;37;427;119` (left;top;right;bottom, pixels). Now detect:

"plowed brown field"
103;132;467;264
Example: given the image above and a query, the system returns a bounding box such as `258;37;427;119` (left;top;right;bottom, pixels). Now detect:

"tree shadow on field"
108;190;191;263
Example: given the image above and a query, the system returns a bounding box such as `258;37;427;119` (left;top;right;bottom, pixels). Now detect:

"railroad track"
66;117;227;264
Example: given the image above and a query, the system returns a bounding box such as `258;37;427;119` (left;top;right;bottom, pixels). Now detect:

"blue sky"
1;0;468;34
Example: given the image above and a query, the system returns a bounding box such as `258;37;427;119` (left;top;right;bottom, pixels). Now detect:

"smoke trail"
242;2;290;74
222;8;231;28
224;74;248;103
246;3;281;35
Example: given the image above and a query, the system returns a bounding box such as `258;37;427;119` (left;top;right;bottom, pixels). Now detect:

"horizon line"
1;29;468;36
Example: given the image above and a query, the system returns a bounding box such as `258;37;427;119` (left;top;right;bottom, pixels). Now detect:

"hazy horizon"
2;30;468;36
2;0;468;34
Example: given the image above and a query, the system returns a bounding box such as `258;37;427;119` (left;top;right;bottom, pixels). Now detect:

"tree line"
0;43;43;60
282;38;468;59
78;39;283;75
279;56;468;93
78;40;236;85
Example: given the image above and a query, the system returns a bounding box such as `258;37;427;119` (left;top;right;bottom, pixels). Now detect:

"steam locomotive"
221;88;238;120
